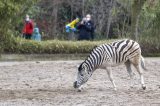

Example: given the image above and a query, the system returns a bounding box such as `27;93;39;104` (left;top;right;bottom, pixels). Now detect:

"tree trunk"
106;0;115;38
53;4;58;39
131;0;146;41
82;0;85;16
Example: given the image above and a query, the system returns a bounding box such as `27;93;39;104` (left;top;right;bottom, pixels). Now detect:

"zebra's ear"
78;64;82;72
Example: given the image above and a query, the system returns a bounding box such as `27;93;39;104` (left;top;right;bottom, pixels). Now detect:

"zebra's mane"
78;63;83;71
84;45;98;62
78;45;98;71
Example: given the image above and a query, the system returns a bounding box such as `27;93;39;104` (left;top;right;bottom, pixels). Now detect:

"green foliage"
0;0;160;57
140;0;160;40
139;37;160;57
3;38;160;56
0;0;39;53
5;38;115;54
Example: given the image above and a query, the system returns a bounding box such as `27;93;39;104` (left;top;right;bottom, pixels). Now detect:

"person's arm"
29;21;34;33
76;23;83;29
77;18;86;29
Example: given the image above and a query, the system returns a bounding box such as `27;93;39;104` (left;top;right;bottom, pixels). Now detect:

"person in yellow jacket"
65;18;80;32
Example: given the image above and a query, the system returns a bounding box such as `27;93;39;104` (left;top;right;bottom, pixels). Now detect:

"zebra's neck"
84;46;110;71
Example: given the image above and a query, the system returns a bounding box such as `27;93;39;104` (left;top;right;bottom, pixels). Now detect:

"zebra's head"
74;62;92;89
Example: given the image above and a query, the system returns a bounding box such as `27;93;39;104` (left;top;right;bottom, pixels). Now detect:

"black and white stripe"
75;39;146;91
83;39;140;71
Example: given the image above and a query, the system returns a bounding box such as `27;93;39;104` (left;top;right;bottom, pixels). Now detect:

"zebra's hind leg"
130;57;146;90
125;60;134;79
106;67;117;91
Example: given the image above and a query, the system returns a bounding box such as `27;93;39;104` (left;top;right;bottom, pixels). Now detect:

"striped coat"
74;39;146;91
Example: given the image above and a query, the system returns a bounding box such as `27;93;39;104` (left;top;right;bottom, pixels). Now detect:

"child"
32;27;41;41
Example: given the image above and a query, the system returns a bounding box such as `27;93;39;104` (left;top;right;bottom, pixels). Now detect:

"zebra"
73;39;146;92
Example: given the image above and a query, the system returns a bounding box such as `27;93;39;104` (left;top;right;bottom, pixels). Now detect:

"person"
77;14;95;40
32;26;41;41
22;15;34;39
65;18;80;33
65;18;80;40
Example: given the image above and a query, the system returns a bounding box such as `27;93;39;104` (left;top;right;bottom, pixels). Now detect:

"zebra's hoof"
77;89;82;92
114;88;117;91
142;86;146;90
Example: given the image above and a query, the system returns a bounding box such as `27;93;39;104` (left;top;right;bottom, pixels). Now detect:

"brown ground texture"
0;58;160;106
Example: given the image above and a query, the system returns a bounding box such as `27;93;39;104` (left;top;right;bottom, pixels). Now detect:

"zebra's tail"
141;56;147;70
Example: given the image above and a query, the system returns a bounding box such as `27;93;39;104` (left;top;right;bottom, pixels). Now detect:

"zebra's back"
101;39;141;64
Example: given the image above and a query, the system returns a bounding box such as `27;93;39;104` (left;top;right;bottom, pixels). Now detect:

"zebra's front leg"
106;67;117;91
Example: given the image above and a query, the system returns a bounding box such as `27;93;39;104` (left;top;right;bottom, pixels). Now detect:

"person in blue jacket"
32;27;41;41
77;14;95;40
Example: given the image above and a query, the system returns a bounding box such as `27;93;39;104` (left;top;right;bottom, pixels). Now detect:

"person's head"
25;14;30;22
34;27;39;34
86;14;91;21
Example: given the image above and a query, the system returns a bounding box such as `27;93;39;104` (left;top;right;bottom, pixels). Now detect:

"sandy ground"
0;58;160;106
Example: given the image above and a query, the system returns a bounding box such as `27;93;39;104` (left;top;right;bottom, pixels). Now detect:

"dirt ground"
0;58;160;106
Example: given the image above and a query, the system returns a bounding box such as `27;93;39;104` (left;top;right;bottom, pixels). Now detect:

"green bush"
9;38;115;54
139;37;160;57
3;37;160;57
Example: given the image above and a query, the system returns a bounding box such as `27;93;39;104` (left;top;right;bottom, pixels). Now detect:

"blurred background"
1;0;160;40
0;0;160;55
